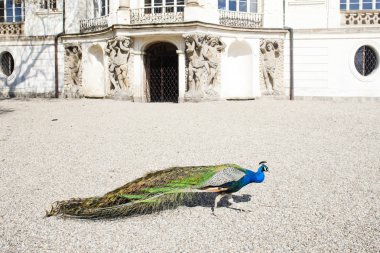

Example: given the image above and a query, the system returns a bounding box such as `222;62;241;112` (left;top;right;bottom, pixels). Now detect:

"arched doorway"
223;41;253;98
83;45;105;97
145;42;179;103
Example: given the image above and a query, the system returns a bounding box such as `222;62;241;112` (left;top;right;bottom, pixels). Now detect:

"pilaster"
177;50;186;103
117;0;131;24
184;0;219;24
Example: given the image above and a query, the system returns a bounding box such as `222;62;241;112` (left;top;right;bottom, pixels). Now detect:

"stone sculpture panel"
183;33;226;101
105;36;133;99
260;39;284;96
64;44;83;98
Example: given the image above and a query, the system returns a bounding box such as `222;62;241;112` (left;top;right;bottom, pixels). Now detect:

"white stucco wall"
285;0;328;29
283;30;380;97
0;39;64;97
25;2;64;36
65;0;87;34
263;0;284;28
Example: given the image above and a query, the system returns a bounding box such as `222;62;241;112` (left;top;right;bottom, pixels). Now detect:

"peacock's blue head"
259;161;269;173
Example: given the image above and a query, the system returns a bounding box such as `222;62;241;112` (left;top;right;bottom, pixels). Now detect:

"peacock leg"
226;194;239;210
226;193;233;205
212;194;224;215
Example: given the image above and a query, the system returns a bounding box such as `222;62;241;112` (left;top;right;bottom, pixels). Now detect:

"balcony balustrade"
342;10;380;26
80;15;109;33
219;10;263;28
130;6;185;24
0;22;24;35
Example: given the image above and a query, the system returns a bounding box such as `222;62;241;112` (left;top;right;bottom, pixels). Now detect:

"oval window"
354;46;378;76
0;52;15;77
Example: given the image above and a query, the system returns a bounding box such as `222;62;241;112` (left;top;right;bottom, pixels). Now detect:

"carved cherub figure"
202;36;226;93
65;46;81;86
261;40;281;95
106;37;132;92
185;34;207;96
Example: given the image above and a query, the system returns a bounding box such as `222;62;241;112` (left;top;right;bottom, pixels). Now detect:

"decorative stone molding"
183;33;226;101
119;0;130;8
0;22;24;35
187;0;200;6
342;11;380;26
260;39;284;96
64;44;83;98
105;36;133;100
219;11;263;28
130;7;185;24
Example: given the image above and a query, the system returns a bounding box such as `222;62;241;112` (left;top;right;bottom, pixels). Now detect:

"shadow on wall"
0;9;57;99
1;43;50;98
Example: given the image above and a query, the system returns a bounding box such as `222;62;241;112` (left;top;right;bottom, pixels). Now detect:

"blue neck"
245;166;265;183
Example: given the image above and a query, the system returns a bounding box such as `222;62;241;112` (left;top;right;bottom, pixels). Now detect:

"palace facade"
0;0;379;101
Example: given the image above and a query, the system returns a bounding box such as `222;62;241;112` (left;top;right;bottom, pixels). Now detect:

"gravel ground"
0;99;379;253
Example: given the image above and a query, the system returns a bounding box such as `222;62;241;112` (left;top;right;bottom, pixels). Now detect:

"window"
0;0;24;22
341;0;380;10
94;0;109;17
144;0;184;13
363;0;372;9
40;0;57;11
218;0;258;12
340;0;347;10
354;46;378;76
249;0;257;12
0;52;15;77
229;0;236;11
218;0;226;10
239;0;247;12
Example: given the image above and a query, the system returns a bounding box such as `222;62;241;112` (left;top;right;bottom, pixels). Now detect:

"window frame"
143;0;185;14
39;0;58;11
218;0;258;13
94;0;109;17
0;0;24;23
340;0;380;11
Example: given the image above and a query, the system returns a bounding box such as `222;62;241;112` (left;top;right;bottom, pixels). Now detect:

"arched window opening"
354;46;378;76
0;52;15;77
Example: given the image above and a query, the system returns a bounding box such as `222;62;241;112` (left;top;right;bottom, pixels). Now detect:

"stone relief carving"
183;33;226;100
105;36;133;98
260;39;284;96
64;44;83;98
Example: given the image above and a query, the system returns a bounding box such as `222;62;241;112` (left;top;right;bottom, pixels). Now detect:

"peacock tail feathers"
46;164;244;219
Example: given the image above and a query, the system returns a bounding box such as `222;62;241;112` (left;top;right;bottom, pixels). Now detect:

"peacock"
46;161;269;219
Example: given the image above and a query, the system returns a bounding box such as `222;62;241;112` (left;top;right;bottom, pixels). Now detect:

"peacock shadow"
79;193;253;221
183;192;252;208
